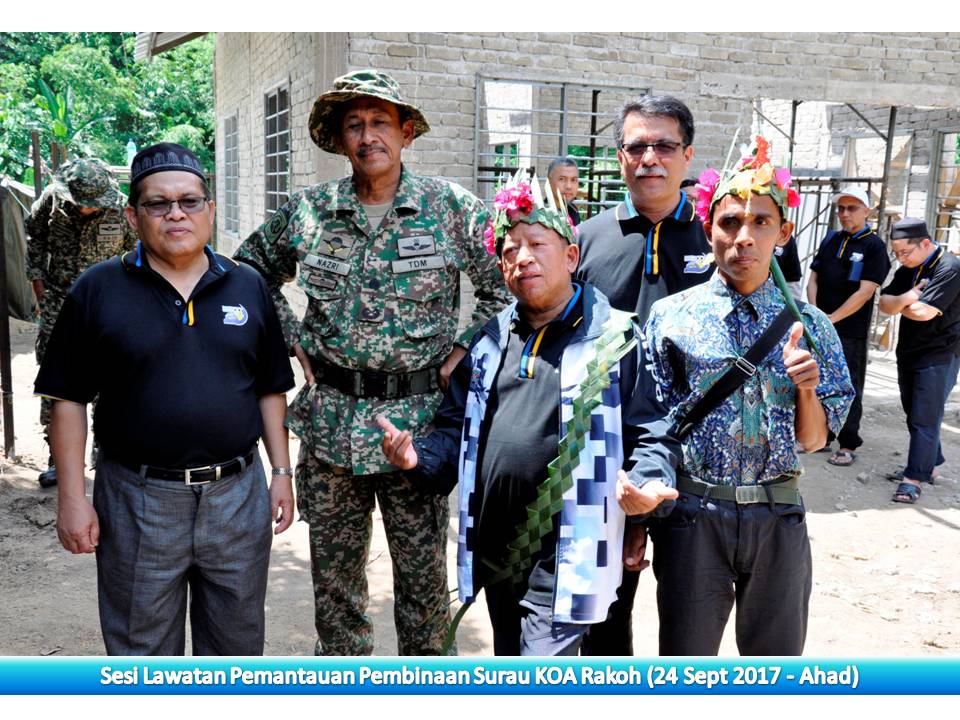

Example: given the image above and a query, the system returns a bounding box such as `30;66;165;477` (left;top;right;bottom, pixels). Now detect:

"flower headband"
694;135;800;224
483;170;576;255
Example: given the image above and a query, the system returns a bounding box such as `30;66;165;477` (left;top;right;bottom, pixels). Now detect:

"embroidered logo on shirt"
850;252;864;263
221;305;249;326
683;254;713;274
397;235;436;257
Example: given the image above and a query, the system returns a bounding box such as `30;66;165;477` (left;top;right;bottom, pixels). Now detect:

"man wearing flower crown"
379;179;679;655
644;138;853;655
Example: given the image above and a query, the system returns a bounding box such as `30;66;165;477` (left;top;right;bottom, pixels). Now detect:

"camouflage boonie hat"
308;69;430;154
55;157;121;209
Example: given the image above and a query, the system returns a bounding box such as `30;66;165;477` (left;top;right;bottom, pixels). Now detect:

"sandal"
827;450;856;467
892;482;921;504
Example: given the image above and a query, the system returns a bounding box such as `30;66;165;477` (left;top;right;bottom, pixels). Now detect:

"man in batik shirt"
644;136;854;656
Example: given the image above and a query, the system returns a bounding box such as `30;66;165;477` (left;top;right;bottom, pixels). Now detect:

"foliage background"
0;32;213;182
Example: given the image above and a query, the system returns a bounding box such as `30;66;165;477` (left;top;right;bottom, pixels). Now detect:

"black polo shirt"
811;226;891;339
774;236;803;283
881;246;960;369
575;192;712;321
475;283;585;607
35;245;295;468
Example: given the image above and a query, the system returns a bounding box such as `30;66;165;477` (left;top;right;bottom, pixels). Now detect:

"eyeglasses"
620;141;685;159
893;245;921;260
139;197;208;217
837;204;866;214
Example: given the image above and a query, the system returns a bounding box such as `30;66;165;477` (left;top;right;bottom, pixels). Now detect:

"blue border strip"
1;658;957;695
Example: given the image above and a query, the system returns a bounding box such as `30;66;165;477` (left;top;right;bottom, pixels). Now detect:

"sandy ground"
1;316;959;657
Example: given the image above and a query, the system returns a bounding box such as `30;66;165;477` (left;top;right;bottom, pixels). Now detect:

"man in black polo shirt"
574;94;712;654
880;218;960;504
35;143;295;655
807;187;891;466
378;178;678;654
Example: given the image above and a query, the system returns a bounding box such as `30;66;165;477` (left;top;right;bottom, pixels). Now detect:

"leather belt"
677;473;802;506
122;450;257;485
311;356;440;400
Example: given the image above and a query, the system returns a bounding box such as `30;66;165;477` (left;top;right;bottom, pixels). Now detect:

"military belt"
122;449;257;485
311;356;440;400
677;473;802;506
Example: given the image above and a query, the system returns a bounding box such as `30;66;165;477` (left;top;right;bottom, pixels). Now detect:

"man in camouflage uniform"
26;158;137;487
235;69;508;655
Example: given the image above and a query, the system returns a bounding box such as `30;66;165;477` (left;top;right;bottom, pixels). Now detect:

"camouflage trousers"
35;288;67;436
296;446;454;655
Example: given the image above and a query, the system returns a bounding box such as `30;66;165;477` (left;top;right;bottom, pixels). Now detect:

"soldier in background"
26;158;137;487
235;69;509;655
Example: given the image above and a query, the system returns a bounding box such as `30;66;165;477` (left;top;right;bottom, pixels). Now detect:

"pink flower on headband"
494;184;534;218
694;168;720;224
483;222;496;255
774;167;793;190
567;214;578;238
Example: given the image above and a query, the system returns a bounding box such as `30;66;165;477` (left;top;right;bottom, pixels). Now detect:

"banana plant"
34;77;112;152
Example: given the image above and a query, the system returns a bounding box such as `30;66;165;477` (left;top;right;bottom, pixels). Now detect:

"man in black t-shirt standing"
34;143;296;655
574;95;712;655
807;187;891;467
879;218;960;504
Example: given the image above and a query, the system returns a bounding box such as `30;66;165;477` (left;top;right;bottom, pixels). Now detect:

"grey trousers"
93;454;272;655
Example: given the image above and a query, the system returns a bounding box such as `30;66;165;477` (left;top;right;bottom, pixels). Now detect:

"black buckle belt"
311;356;440;400
123;450;256;485
677;474;802;506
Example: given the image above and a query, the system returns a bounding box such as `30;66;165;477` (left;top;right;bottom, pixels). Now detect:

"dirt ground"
1;316;959;657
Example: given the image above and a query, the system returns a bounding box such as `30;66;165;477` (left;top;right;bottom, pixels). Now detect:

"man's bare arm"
827;280;880;324
51;400;98;554
805;270;818;305
259;393;293;534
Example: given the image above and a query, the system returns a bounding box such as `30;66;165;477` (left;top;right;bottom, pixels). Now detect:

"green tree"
0;32;213;180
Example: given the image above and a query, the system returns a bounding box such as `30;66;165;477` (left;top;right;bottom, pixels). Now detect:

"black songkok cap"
891;217;930;241
130;142;206;187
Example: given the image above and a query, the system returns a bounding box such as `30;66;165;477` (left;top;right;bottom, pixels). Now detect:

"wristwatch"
271;466;294;477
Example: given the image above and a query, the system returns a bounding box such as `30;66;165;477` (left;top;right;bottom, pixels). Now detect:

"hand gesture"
377;414;419;470
783;321;820;390
616;471;678;516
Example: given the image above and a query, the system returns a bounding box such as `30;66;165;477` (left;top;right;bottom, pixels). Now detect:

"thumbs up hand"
783;321;820;390
376;414;419;470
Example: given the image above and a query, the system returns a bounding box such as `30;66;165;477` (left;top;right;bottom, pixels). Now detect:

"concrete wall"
214;31;960;247
214;32;348;254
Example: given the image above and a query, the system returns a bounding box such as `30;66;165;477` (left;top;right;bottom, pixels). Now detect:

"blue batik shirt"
645;272;853;486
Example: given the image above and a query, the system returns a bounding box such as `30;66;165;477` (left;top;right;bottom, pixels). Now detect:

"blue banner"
0;657;957;694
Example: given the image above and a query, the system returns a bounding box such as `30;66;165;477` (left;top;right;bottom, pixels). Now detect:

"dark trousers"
578;568;638;655
649;493;811;656
899;355;960;483
94;455;272;655
484;585;588;656
829;335;868;450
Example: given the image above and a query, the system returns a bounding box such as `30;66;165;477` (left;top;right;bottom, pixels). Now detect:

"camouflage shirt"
235;166;509;475
26;184;136;289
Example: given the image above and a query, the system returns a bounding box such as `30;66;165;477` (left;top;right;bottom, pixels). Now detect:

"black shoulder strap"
672;304;798;440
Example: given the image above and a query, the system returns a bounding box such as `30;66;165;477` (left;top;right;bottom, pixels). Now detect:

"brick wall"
346;32;960;187
214;32;349;254
214;32;960;319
